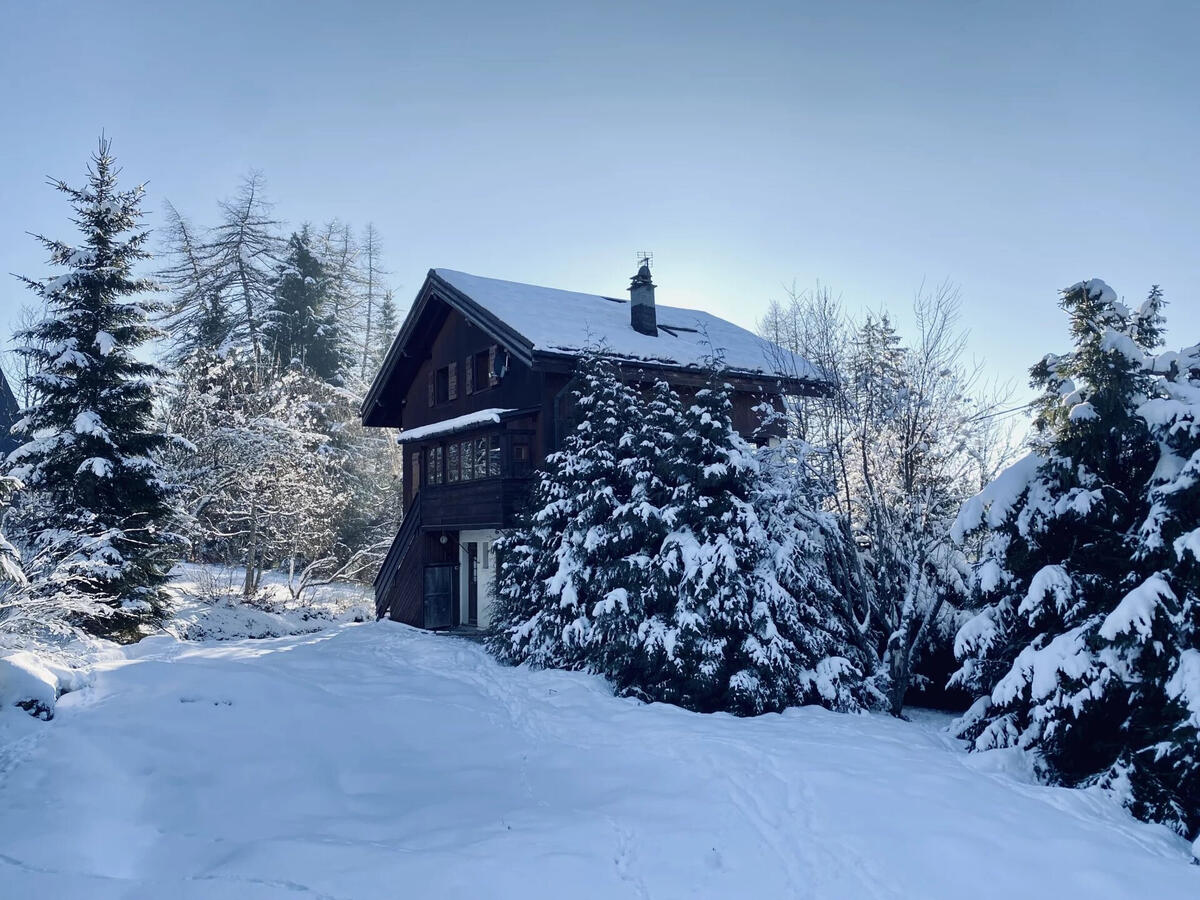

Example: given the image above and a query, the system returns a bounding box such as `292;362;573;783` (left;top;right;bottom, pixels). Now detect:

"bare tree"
760;280;1018;714
206;172;282;371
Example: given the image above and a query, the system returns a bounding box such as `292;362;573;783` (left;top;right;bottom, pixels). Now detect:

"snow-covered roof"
433;269;822;383
398;408;515;443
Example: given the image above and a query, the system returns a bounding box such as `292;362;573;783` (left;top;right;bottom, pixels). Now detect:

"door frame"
464;542;479;625
422;563;458;629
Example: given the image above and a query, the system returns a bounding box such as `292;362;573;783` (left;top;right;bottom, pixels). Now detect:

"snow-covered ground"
0;622;1196;899
162;562;373;641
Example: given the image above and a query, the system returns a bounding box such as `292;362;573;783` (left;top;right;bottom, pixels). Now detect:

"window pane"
513;440;530;475
458;441;472;482
475;351;490;391
475;438;487;477
436;367;449;404
448;443;459;482
488;435;500;476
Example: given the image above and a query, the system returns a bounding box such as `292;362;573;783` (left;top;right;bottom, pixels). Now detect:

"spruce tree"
266;230;347;383
952;279;1199;839
752;409;881;711
649;375;810;714
489;353;636;668
7;139;182;639
589;377;679;694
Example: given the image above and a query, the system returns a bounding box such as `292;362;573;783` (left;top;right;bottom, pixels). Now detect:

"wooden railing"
375;492;421;619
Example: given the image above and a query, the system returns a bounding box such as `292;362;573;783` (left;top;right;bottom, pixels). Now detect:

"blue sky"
2;1;1197;399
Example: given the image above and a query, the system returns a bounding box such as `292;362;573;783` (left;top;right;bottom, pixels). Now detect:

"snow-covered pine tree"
488;352;637;668
266;230;348;383
6;140;183;639
588;376;680;693
951;279;1200;838
643;372;806;714
1110;333;1200;838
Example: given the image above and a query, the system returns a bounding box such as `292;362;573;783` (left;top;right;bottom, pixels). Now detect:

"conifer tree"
6;139;182;639
206;172;281;369
952;279;1199;839
266;230;347;383
158;202;233;363
588;377;680;692
489;353;636;667
491;356;879;715
648;374;808;713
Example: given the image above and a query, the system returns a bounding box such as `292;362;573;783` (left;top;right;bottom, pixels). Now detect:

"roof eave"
360;270;538;428
529;348;829;395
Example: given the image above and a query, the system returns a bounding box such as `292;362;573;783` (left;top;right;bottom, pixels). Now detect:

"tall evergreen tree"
491;355;877;715
265;230;347;383
6;139;182;639
952;279;1200;840
489;353;637;668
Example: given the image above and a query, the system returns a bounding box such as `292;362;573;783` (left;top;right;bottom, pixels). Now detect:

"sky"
2;0;1197;407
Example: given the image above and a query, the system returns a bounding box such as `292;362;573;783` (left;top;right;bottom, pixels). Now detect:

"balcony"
421;476;533;531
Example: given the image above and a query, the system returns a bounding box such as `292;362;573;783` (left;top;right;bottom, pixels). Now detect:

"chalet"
361;264;825;630
0;370;18;459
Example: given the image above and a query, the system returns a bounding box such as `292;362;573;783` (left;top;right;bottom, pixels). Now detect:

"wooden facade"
363;268;824;630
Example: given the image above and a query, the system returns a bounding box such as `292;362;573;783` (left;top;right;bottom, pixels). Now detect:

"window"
488;435;501;475
427;446;444;485
447;442;460;483
435;367;449;404
461;440;475;480
472;351;490;393
475;438;487;478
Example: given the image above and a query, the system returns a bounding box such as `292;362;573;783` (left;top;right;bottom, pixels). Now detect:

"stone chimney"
629;262;657;336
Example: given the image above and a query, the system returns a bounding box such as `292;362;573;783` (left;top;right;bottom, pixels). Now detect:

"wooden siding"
401;307;542;434
422;477;533;530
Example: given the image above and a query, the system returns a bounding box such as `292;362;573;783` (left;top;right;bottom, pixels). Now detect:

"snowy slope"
0;623;1195;899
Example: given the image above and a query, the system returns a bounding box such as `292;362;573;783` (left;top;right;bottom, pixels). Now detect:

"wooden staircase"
375;492;422;621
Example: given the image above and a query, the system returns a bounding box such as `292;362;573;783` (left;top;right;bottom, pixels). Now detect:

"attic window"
471;351;490;393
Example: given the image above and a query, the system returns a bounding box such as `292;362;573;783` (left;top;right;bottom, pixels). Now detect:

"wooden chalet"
361;264;826;630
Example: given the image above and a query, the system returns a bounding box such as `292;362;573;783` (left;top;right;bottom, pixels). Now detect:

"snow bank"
0;650;89;720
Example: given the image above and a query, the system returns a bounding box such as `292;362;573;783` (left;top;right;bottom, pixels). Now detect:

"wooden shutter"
488;345;500;387
448;361;458;400
427;370;435;407
464;355;474;395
